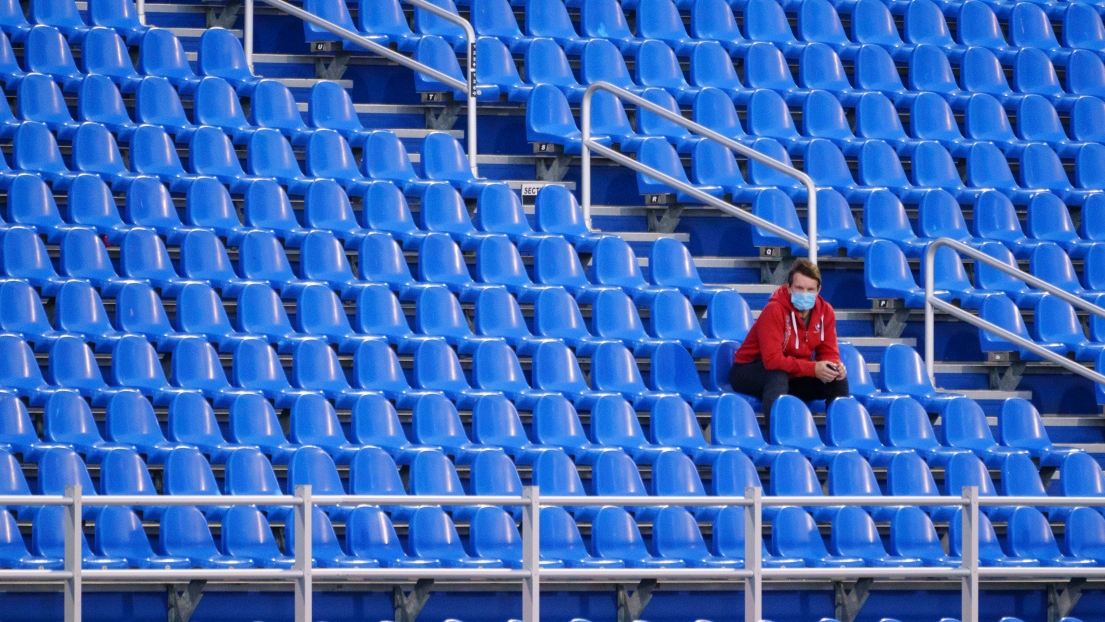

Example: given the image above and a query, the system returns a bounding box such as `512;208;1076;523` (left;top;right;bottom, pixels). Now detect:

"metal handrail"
243;0;480;173
579;82;819;264
923;238;1105;386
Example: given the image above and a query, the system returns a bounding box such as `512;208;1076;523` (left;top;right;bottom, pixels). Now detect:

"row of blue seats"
0;0;145;42
0;390;1088;526
308;0;1105;67
0;25;257;94
532;81;1105;159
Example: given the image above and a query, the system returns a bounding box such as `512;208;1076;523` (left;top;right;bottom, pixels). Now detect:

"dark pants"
729;358;850;432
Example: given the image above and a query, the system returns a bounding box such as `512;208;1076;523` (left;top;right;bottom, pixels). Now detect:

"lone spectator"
729;259;849;430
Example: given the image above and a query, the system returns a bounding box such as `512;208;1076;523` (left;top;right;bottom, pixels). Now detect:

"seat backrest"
531;340;590;394
532;394;592;451
592;506;653;562
47;339;106;393
650;395;708;451
855;92;907;140
590;342;648;394
412;393;474;451
409;449;465;496
945;452;997;496
592;450;648;497
825;397;882;450
769;451;820;496
772;506;829;559
197;27;254;83
474;287;531;340
38;447;96;495
879;344;935;395
1031;242;1082;293
591;394;651;450
532;449;586;496
885;397;940;452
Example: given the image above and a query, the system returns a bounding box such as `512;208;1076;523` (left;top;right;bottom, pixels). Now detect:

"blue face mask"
791;291;817;311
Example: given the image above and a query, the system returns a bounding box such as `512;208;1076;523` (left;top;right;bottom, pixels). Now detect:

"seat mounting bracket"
426;101;462;131
314;52;350;80
616;579;657;622
1047;577;1086;622
833;577;873;622
393;578;434;622
166;580;207;622
206;1;241;29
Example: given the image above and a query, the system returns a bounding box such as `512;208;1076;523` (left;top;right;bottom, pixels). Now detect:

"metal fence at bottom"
8;486;1105;622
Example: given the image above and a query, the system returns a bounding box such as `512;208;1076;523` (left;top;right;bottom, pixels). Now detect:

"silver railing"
17;485;1105;622
579;82;819;264
243;0;480;174
922;238;1105;386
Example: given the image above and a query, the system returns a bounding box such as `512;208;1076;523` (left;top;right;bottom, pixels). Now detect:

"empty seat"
771;507;864;568
409;507;503;568
831;506;924;567
472;340;554;408
879;344;959;412
197;28;258;89
411;393;498;461
288;393;361;463
221;506;295;568
96;506;190;568
999;398;1082;467
826;397;914;466
885;397;971;466
160;506;253;568
1008;508;1096;567
347;506;439;568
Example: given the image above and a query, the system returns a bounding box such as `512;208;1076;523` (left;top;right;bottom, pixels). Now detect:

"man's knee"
764;370;790;393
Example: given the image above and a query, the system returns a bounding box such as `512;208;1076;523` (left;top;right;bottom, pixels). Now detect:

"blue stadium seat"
104;391;175;461
636;41;699;103
222;506;295;568
350;284;432;353
18;74;81;139
227;394;297;464
414;286;499;354
134;76;194;138
1033;294;1105;361
579;0;642;52
417;233;502;302
770;395;857;466
412;393;498;460
591;342;681;409
348;394;432;464
82;27;141;91
591;506;685;567
33;505;126;569
348;506;439;568
959;48;1021;106
286;446;348;510
799;44;858;101
831;506;924;567
167;393;239;463
236;284;317;353
956;1;1015;60
588;394;675;463
709;393;791;465
965;143;1046;205
358;181;425;248
346;447;410;514
419;182;495;251
179;230;259;293
531;340;619;407
768;452;830;520
471;394;550;463
1064;507;1105;564
580;39;638;94
805;91;865;153
525;0;591;53
890;507;959;567
1031;242;1095;300
473;234;552;300
531;448;588;506
533;237;612;296
53;281;123;349
248;130;313;195
169;338;247;406
193;77;255;144
525;38;587;102
218;448;284;507
475;184;553;250
302;0;362;45
528;393;616;462
852;44;909;102
909;93;975;154
939;452;1000;521
532;287;612;352
880;344;959;412
885;397;969;466
188;126;262;192
412;0;469;51
291;340;378;407
996;453;1052;519
590;450;649;506
0;392;63;460
138;29;203;93
96;506;191;569
0;279;64;349
973;242;1047;308
527;84;588;154
863;240;930;307
0;448;31;518
1018;95;1087;157
591;289;668;355
973;191;1040;258
744;0;801;56
650;395;730;464
0;334;56;404
825;397;914;466
1027;193;1098;258
296;285;381;352
477;36;531;102
928;246;1002;310
1008;507;1096;567
907;44;970;107
235;230;306;291
543;507;625;568
472;339;555;408
38;447;102;519
912;146;984;203
949;508;1039;568
647;450;719;520
353;339;439;407
1000;399;1082;467
653;506;743;568
362;130;433;192
825;451;888;520
358;0;419;51
306;82;372;146
414;35;498;101
409;507;504;568
285;507;378;568
772;507;864;568
46;338;125;406
197;28;258;90
287;394;360;463
110;336;193;405
474;287;557;355
161;506;252;568
688;43;750;103
233;340;317;407
305;129;373;191
296;230;367;296
857;141;921;199
24;25;82;90
473;0;532;51
650;343;725;410
944;397;1030;467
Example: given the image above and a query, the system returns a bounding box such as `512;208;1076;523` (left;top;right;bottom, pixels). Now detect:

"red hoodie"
733;285;841;378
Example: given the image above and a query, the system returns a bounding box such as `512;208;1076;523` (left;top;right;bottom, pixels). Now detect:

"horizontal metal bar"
761;568;972;580
759;495;969;507
539;495;753;507
586;141;810;249
0;495;70;506
932;299;1105;386
82;569;302;581
978;568;1105;579
81;495;302;506
311;568;530;580
975;496;1105;507
541;569;753;581
312;495;527;506
0;570;73;580
255;0;469;92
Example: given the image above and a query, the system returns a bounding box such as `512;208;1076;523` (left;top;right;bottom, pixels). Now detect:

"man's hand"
815;361;839;383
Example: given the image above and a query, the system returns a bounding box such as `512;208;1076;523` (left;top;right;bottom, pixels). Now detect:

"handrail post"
244;0;254;73
294;485;312;622
522;486;540;622
579;83;816;261
924;242;937;383
581;92;592;228
137;0;146;25
254;0;477;171
64;485;81;622
744;487;762;622
961;486;979;622
405;0;479;174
